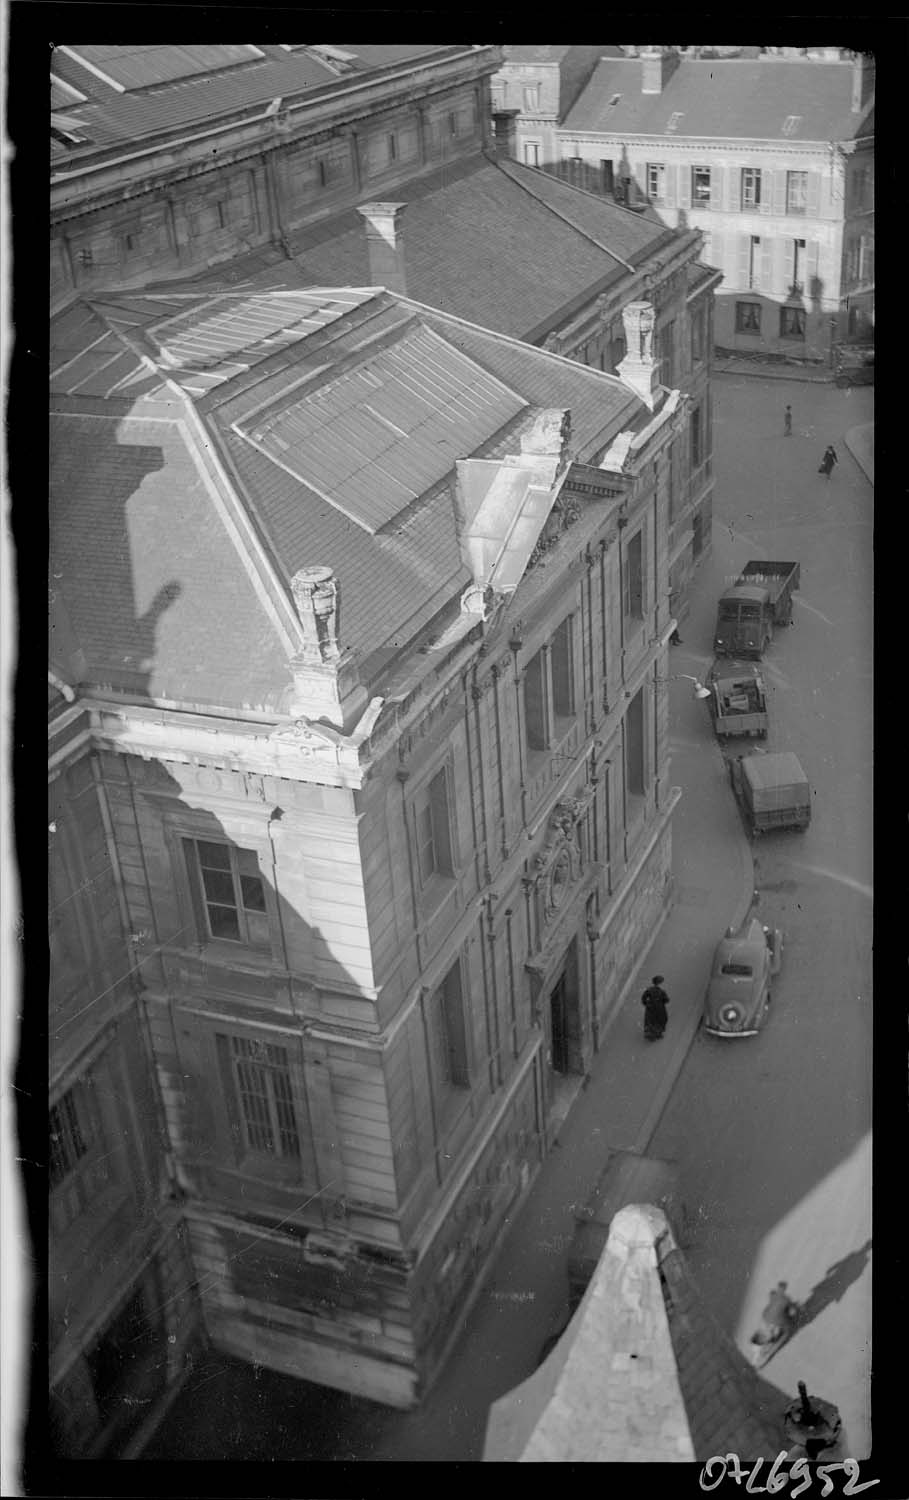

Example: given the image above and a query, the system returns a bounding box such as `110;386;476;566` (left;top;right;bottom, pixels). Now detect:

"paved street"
142;372;872;1464
650;371;873;1455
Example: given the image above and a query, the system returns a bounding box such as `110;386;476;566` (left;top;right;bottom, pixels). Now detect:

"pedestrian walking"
784;405;792;436
641;975;670;1041
818;444;838;479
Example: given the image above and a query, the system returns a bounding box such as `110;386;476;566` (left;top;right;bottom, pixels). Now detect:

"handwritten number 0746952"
699;1452;879;1495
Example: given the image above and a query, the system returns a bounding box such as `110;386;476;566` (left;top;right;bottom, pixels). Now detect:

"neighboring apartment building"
554;48;875;358
488;45;622;167
48;680;203;1458
50;281;690;1411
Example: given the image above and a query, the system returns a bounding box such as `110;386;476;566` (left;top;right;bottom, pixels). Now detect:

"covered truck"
714;561;800;658
706;659;768;739
729;751;811;835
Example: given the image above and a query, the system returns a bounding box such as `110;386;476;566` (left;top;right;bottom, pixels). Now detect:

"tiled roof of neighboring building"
50;287;648;711
502;45;625;65
50;44;465;157
563;57;872;142
289;155;671;341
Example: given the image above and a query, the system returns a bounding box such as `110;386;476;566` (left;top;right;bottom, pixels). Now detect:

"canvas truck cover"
741;752;809;808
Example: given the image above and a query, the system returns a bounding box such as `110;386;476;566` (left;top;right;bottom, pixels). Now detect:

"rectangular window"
49;1081;112;1230
414;768;453;887
522;84;540;111
216;201;227;229
551;616;575;721
524;647;547;751
625;687;645;797
741;168;762;208
388;132;397;162
226;1035;301;1159
432;961;469;1088
692;508;704;558
523;141;541;167
690;405;703;468
749;236;761;290
623;531;644;622
792;238;806;294
786;170;808;215
735;301;762;334
184;839;269;949
647;163;666;202
780;305;806;339
691;165;711;203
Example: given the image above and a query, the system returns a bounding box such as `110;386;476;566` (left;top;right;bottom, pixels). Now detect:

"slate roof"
502;45;625;65
563;57;873;142
50;288;647;712
50;44;462;157
287;154;672;341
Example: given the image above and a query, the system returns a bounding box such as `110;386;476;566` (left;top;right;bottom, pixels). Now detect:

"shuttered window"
741;168;762;208
691;166;711;204
220;1035;301;1160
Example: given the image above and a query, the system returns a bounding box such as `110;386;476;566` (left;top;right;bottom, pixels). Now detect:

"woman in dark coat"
818;444;838;479
641;975;670;1040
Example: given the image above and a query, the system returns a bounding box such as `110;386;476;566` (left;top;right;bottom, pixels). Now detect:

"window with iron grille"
779;305;806;339
741;168;762;208
183;839;270;949
735;301;762;334
226;1036;301;1159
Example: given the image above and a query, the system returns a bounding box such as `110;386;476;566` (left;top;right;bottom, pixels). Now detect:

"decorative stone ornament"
286;566;368;731
291;565;341;664
616;300;661;411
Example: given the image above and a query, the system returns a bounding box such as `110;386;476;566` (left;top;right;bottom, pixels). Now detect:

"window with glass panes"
735;301;761;334
49;1081;112;1229
692;165;711;203
184;839;269;947
623;531;644;622
786;171;808;215
741;168;762;208
523;616;577;758
780;305;806;339
227;1035;301;1159
647;163;666;201
431;961;469;1088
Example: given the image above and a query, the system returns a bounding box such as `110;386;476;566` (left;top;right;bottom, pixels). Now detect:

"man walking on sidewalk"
784;405;792;436
641;976;670;1041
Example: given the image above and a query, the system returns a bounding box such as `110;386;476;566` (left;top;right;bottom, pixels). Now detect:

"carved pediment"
270;717;340;755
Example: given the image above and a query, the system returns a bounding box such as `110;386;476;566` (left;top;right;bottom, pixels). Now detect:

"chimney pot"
356;202;408;294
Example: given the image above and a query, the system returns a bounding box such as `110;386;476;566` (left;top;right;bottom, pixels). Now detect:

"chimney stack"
851;53;875;114
641;47;680;95
616;300;661;410
356;202;408;295
491;108;520;160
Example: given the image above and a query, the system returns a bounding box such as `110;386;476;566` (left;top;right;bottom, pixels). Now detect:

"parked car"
703;916;783;1037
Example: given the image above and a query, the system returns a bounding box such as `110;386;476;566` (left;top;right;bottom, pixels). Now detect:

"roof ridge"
488;154;640;271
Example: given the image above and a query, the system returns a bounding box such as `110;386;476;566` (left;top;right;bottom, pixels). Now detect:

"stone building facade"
48;687;203;1458
50;44;499;307
541;48;874;359
50;284;692;1412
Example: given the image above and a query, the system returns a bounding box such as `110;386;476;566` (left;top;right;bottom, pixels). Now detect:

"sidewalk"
714;355;834;384
844;423;874;485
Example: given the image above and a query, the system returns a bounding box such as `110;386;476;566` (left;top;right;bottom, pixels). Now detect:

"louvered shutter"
678;162;691;209
773;238;789;298
759;168;772;214
761;241;774;293
665;163;678;208
736;234;751;288
772;170;787;216
728;166;740;213
806;172;821;218
807;239;820;296
782;237;796;295
709;230;725;275
710;165;723;211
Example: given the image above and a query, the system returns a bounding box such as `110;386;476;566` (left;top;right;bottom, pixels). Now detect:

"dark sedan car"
703;916;783;1037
